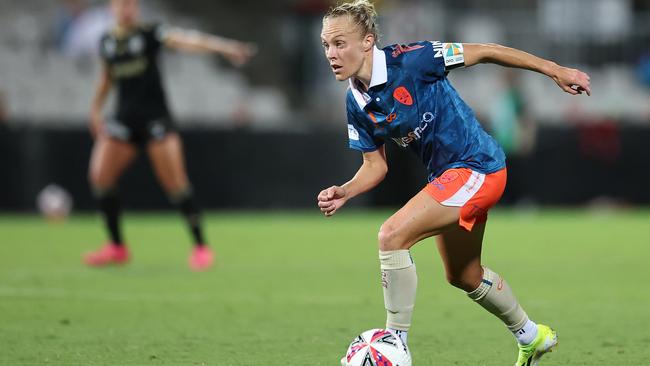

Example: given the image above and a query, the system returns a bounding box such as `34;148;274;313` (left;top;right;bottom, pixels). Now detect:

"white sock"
389;328;408;345
379;250;417;333
513;319;538;345
467;267;530;334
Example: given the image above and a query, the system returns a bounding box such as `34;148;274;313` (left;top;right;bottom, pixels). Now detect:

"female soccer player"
317;1;590;364
84;0;255;270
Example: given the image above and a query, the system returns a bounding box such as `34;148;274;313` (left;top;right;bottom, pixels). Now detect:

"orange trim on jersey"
367;111;378;123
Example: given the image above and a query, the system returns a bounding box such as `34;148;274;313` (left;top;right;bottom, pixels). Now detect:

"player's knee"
378;224;407;251
88;170;111;192
160;176;189;196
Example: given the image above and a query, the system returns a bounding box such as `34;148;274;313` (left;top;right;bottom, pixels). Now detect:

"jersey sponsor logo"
391;112;433;148
348;124;360;141
111;57;148;78
393;86;413;106
391;43;425;58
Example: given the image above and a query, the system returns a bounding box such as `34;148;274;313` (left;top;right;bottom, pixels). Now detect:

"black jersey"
99;23;170;122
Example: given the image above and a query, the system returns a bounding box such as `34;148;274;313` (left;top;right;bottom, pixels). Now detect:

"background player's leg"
146;133;204;245
377;190;460;345
435;222;537;344
147;133;212;269
85;136;137;265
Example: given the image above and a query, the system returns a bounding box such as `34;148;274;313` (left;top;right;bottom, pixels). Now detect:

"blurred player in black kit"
85;0;256;270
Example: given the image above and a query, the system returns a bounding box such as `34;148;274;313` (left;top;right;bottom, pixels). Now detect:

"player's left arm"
462;43;591;96
162;28;257;67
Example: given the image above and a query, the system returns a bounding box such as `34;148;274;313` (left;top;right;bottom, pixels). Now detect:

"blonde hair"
324;0;379;41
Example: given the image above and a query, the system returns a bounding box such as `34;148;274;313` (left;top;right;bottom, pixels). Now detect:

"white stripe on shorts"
440;171;486;207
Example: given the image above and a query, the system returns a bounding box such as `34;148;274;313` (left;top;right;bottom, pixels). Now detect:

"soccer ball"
36;184;73;221
342;329;411;366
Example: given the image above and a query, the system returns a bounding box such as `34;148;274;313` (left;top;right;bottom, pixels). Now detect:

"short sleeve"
346;95;383;152
400;41;466;80
144;23;169;54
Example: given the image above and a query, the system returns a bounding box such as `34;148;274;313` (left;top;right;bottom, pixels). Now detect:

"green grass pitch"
1;209;649;365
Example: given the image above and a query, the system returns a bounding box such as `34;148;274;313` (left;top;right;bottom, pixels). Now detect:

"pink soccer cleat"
84;243;129;266
189;246;214;271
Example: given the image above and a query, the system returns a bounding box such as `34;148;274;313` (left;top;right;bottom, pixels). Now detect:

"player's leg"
436;222;533;335
146;132;212;270
85;136;137;265
377;189;460;345
436;223;557;365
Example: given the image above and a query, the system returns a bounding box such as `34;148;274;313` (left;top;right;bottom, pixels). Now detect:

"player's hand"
551;65;591;96
89;111;105;139
224;42;257;67
317;185;347;217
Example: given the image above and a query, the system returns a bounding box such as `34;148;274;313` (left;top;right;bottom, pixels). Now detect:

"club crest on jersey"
391;43;425;58
393;86;413;106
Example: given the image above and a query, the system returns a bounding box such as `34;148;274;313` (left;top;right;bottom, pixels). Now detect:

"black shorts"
105;116;177;146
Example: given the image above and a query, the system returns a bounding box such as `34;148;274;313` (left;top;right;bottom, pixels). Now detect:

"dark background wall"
1;122;648;211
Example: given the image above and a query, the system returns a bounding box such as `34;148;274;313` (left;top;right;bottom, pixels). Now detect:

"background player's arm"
317;147;387;216
462;43;591;96
163;29;256;67
89;63;112;138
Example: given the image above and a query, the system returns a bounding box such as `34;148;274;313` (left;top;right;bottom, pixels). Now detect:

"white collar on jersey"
349;46;388;109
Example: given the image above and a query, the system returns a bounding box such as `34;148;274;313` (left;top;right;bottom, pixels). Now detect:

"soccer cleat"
515;324;558;366
189;245;214;271
84;242;129;266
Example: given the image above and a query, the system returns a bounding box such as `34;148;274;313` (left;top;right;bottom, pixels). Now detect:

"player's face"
111;0;140;27
321;16;371;81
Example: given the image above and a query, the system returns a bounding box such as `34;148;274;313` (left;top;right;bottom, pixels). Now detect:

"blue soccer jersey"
346;41;506;181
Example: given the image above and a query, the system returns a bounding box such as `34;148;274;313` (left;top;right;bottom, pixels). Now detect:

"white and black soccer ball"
36;184;73;221
342;329;411;366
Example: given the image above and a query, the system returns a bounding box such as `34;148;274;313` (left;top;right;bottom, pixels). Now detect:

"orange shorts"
423;168;507;231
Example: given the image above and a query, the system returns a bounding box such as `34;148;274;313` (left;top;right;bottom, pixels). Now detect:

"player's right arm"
317;146;387;217
89;63;112;138
162;28;256;67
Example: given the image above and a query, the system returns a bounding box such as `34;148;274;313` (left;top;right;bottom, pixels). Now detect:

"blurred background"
2;0;650;213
